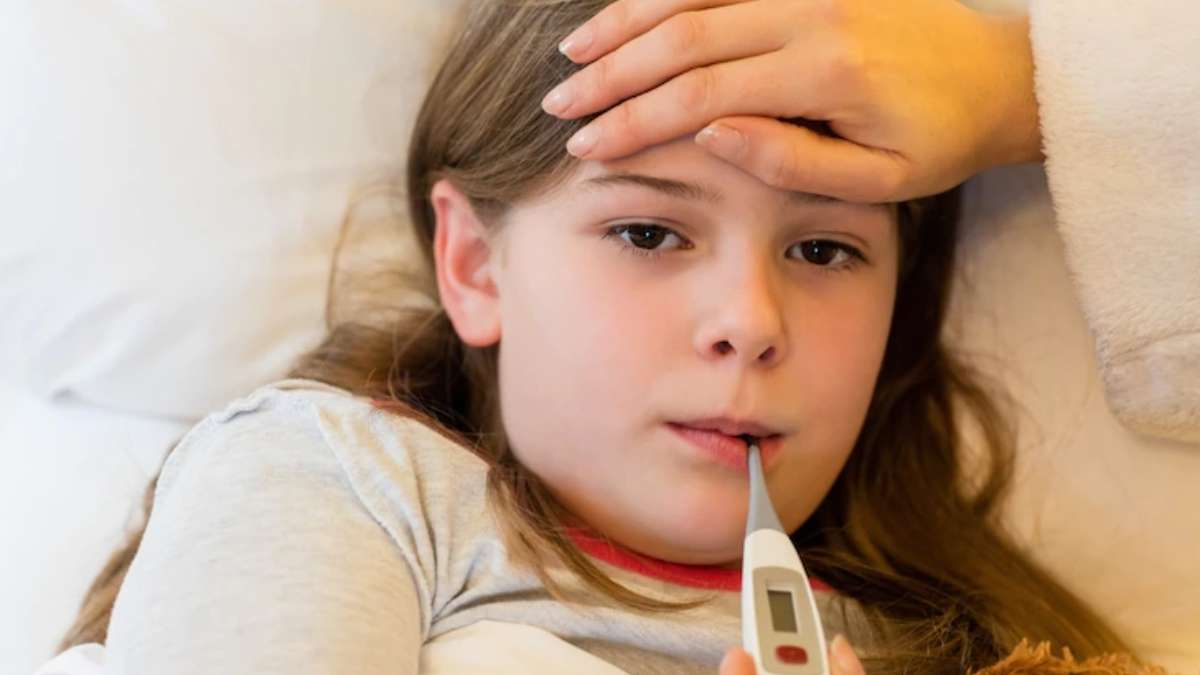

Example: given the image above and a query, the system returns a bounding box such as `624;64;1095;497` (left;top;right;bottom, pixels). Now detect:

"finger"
545;3;787;120
558;0;748;63
719;647;757;675
565;51;839;162
829;634;867;675
695;115;908;204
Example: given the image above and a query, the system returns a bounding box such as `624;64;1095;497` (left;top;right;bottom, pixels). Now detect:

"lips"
666;422;784;471
673;417;782;438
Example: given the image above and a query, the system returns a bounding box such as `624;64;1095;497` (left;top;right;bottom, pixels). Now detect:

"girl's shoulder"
192;377;487;469
105;379;501;665
158;377;493;526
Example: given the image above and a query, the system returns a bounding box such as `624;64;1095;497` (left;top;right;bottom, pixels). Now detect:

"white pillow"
0;1;458;420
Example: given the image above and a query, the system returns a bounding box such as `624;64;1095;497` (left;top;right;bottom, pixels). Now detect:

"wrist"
978;13;1045;169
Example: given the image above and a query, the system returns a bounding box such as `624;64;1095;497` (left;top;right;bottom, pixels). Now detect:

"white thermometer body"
741;438;830;675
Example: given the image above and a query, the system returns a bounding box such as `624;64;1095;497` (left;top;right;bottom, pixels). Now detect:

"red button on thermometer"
741;435;830;675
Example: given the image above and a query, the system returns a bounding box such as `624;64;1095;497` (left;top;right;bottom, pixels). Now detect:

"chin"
665;541;743;567
646;516;746;566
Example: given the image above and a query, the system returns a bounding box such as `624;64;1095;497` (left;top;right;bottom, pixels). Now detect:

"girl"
56;1;1134;673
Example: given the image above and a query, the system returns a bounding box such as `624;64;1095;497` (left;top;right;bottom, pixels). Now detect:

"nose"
694;258;787;367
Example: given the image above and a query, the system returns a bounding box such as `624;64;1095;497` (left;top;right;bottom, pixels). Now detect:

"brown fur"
975;640;1176;675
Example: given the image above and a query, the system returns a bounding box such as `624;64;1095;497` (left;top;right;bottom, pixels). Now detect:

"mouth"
665;422;785;471
671;416;783;438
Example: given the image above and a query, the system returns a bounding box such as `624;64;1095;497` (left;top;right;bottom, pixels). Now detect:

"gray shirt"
105;379;881;674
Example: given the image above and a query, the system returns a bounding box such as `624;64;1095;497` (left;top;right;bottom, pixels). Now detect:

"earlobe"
431;179;502;347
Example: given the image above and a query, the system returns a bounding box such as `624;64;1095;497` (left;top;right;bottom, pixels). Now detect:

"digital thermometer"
740;435;830;675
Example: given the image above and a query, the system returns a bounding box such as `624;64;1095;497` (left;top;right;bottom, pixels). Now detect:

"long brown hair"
62;1;1139;672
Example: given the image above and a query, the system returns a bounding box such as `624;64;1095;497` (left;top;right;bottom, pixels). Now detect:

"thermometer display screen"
767;589;798;633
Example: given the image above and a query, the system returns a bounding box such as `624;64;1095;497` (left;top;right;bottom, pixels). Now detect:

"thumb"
719;647;758;674
830;634;867;675
694;115;907;204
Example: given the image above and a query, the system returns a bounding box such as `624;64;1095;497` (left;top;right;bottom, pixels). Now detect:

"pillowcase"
0;1;459;419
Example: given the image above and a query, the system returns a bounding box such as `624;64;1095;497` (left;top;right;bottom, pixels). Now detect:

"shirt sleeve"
104;394;424;675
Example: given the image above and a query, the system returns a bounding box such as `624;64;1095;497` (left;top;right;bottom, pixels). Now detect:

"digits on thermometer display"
740;435;830;675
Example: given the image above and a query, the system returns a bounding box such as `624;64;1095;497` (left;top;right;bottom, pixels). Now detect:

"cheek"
499;253;678;430
561;263;681;369
803;284;895;411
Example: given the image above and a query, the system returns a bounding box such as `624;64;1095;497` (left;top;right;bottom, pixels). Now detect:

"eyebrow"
581;172;847;206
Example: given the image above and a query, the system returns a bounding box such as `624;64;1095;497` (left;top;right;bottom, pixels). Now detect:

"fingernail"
567;125;599;158
695;124;746;161
559;25;593;60
541;83;574;116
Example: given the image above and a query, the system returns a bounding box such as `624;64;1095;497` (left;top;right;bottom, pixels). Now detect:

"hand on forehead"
542;0;1042;203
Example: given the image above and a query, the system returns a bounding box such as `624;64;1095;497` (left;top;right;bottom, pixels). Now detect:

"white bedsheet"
0;379;189;675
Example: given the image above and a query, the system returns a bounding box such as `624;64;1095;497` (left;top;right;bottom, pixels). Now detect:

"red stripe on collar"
567;528;835;594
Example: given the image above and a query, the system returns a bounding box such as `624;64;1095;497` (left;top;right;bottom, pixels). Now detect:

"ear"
431;178;502;348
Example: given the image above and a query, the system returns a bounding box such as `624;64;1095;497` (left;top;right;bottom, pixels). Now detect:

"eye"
791;240;864;272
601;223;689;259
601;222;867;272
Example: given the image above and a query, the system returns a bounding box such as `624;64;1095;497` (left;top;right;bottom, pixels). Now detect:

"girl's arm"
104;406;424;674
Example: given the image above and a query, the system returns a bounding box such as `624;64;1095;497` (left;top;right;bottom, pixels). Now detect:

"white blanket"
1028;0;1200;444
33;622;632;675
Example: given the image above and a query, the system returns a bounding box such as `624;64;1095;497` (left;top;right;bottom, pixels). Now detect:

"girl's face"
434;136;899;566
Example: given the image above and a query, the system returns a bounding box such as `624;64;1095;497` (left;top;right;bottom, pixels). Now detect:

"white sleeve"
1027;0;1200;444
103;403;424;675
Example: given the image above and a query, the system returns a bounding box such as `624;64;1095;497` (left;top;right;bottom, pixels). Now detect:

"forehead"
579;171;848;209
558;136;890;214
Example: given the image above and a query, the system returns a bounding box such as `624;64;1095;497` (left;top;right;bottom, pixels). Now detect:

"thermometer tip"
744;434;783;533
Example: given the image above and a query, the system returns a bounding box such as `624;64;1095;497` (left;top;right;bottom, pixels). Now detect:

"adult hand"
719;634;866;674
543;0;1043;203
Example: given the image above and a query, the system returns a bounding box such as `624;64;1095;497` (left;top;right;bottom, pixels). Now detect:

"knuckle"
589;54;614;92
874;160;908;200
607;0;633;34
814;0;851;26
810;3;871;85
614;97;645;141
846;159;900;203
825;39;869;86
767;148;804;190
676;66;718;115
663;11;707;57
